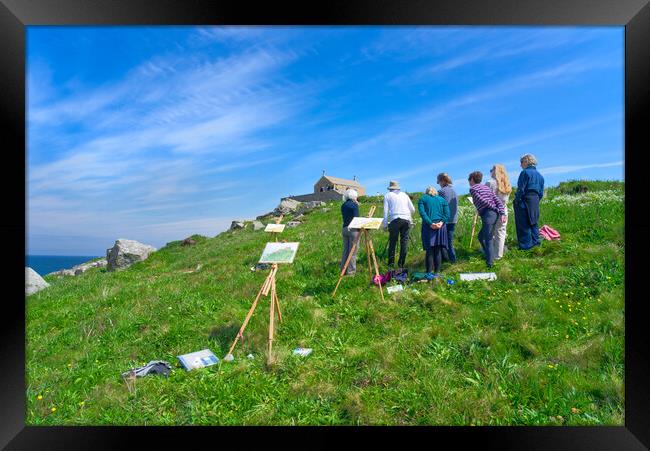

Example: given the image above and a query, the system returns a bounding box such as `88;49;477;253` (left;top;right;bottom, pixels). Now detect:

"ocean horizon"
27;255;101;276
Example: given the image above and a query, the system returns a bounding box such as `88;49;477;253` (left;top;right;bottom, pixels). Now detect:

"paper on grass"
387;284;404;294
459;272;497;281
177;349;219;370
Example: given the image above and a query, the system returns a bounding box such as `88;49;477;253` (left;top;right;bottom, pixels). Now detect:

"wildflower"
571;407;580;414
565;335;569;339
37;395;43;400
79;401;85;407
51;407;57;413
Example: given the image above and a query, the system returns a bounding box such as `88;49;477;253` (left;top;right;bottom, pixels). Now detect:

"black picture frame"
2;0;648;448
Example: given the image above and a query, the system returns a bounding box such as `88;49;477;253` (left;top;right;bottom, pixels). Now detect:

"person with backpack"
513;153;545;250
340;188;360;276
468;171;507;268
436;172;458;263
486;164;512;260
418;186;450;274
382;180;416;269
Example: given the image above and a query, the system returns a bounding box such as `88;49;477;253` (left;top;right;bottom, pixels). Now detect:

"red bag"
372;272;392;286
539;224;560;240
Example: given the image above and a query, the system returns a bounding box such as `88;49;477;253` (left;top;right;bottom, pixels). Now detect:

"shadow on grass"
209;323;241;355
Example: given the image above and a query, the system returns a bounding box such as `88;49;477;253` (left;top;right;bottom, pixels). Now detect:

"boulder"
47;258;107;277
182;238;197;246
106;239;156;272
230;220;246;230
26;267;49;295
273;198;301;215
252;220;265;231
286;221;301;228
322;207;331;213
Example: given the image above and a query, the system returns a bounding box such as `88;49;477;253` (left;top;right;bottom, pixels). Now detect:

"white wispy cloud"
540;161;623;176
27;38;318;247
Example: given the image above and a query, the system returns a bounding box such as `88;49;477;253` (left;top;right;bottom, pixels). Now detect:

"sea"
27;255;101;276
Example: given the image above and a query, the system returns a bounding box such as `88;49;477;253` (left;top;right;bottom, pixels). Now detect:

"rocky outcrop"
230;220;246;230
48;258;108;277
273;198;301;215
252;220;265;231
106;239;156;272
182;238;197;246
286;221;301;228
26;267;49;295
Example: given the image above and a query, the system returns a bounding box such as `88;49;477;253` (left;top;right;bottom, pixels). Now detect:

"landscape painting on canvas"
264;223;286;233
259;242;299;264
348;217;383;230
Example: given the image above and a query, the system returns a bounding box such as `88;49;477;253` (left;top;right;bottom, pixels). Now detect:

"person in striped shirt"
468;171;507;268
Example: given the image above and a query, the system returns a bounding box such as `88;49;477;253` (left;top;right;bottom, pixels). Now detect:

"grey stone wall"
283;191;342;203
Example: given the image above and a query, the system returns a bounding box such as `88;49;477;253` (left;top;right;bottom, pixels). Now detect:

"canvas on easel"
264;223;286;233
333;206;384;301
226;241;298;365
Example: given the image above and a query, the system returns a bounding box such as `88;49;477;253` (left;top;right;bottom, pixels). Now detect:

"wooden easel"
225;263;283;365
469;212;479;248
227;216;286;365
273;214;283;242
332;206;384;301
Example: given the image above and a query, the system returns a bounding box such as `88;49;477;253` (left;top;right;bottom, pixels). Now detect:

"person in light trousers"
340;189;360;275
486;164;512;260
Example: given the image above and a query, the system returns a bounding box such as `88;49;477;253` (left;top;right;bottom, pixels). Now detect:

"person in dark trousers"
382;180;416;269
437;172;458;263
468;171;507;268
418;186;450;274
513;153;545;250
340;189;360;275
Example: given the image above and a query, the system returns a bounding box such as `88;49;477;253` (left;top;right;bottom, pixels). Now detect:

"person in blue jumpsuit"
513;153;545;250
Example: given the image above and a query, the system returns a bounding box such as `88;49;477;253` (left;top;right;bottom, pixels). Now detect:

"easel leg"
273;275;282;323
364;230;372;276
469;213;478;248
367;236;385;301
268;281;275;365
226;269;273;357
333;232;362;296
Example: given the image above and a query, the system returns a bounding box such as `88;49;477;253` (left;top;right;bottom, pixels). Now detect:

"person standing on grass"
513;153;545;250
340;188;360;276
468;171;507;268
437;173;458;263
418;186;450;274
382;180;416;269
486;164;512;260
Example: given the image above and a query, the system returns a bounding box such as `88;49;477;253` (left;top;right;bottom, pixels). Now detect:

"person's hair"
343;188;358;202
468;171;483;184
491;164;512;194
425;186;438;196
520;153;538;167
437;173;452;186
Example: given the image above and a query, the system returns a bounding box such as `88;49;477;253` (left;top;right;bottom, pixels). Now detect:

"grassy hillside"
26;180;624;425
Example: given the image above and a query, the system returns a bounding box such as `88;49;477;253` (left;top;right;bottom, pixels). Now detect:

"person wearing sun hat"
382;180;415;269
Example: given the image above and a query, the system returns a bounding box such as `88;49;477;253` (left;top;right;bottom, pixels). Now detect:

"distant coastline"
27;255;100;276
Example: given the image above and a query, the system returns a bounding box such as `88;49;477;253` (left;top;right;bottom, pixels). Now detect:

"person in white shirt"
382;180;416;268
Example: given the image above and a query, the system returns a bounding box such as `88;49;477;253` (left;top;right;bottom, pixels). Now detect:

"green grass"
26;180;624;425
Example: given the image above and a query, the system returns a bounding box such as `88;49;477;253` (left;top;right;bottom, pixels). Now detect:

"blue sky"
27;26;624;256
